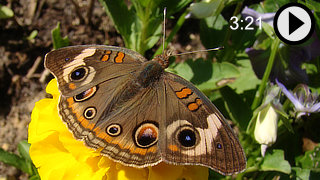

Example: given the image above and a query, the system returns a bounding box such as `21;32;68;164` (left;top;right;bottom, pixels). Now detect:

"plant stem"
251;37;281;110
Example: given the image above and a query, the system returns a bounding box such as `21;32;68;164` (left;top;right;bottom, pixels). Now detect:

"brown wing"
158;72;246;175
45;45;147;96
58;73;165;167
46;45;163;167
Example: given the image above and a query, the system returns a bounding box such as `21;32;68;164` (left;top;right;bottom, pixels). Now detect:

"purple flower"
241;6;275;27
276;79;320;118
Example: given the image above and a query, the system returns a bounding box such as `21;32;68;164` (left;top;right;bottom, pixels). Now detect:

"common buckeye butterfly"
44;45;246;175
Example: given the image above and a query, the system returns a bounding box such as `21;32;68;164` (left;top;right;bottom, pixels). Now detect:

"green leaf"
304;62;318;75
279;117;294;134
261;149;291;174
296;145;320;172
300;0;320;11
263;0;291;12
227;28;258;55
228;59;260;94
0;147;32;174
99;0;135;48
0;5;14;19
220;86;252;130
200;14;228;49
18;140;32;162
18;140;35;176
291;167;310;180
99;0;191;54
261;22;275;39
168;60;194;81
253;33;273;50
27;30;38;41
194;61;240;92
169;58;239;94
29;174;41;180
51;22;69;49
105;0;190;53
189;0;223;19
302;0;320;33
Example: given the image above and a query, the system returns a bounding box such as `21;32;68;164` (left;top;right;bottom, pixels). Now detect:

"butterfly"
44;45;246;175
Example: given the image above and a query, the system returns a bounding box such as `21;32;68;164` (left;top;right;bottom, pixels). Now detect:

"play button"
274;3;315;45
289;12;304;35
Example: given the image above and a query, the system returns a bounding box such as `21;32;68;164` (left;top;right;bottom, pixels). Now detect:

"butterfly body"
45;45;246;175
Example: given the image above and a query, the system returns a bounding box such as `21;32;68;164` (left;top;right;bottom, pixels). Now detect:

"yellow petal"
46;78;59;97
149;163;208;180
108;163;148;180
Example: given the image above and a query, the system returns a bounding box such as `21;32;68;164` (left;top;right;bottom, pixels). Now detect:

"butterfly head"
152;52;171;69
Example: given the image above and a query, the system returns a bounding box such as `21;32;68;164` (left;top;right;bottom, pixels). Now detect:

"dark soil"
0;0;205;179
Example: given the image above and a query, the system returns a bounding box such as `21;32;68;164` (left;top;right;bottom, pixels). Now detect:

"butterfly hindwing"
58;73;164;167
158;72;246;175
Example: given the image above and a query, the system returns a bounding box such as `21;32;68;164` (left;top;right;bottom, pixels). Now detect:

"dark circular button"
273;3;315;45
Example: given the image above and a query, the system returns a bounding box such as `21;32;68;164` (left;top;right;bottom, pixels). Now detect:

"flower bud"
254;104;278;156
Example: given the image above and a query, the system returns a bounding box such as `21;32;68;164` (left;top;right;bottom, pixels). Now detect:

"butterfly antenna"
162;7;167;55
170;47;224;57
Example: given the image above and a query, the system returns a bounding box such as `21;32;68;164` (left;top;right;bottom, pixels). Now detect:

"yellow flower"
28;79;208;180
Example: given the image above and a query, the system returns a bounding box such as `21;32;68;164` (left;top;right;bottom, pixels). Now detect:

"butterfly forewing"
45;45;147;96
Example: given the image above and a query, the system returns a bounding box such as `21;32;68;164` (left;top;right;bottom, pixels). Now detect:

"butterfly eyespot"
70;66;88;81
177;127;197;148
106;124;122;137
65;58;70;61
74;86;97;102
134;121;159;148
83;107;96;120
217;143;222;149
